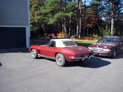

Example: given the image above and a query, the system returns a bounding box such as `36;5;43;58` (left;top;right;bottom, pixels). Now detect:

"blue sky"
82;0;92;6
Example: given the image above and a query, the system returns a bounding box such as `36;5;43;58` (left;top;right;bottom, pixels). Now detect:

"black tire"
31;49;38;59
56;53;66;67
111;49;117;58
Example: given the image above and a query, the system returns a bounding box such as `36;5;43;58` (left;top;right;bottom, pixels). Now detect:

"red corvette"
29;39;94;66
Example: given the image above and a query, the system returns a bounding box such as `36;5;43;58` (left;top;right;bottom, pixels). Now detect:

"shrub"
57;32;68;38
98;25;115;37
48;33;56;38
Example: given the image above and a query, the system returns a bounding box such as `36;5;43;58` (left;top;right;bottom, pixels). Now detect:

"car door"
41;41;56;57
119;38;123;52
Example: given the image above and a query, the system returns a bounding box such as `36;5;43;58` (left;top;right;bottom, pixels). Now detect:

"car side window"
122;38;123;42
50;41;56;47
119;38;122;42
118;38;123;44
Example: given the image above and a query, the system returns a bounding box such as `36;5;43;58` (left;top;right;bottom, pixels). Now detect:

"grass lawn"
74;41;97;47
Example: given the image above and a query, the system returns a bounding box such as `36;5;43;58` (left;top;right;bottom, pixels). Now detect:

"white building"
0;0;30;49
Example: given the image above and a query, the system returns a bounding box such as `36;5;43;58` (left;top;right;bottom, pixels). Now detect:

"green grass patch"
74;41;97;47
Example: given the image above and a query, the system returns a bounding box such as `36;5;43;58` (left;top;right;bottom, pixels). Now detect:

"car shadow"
112;53;123;59
65;57;111;68
0;63;2;67
0;48;29;53
95;52;123;59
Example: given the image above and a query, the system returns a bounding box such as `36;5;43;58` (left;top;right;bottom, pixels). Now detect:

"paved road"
0;48;123;92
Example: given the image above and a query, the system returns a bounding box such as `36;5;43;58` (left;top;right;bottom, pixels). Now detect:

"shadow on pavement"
0;48;29;53
0;63;2;67
65;57;111;68
95;52;123;60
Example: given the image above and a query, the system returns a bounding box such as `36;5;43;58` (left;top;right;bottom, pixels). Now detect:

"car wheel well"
55;52;61;56
55;52;65;56
115;48;117;52
113;48;117;52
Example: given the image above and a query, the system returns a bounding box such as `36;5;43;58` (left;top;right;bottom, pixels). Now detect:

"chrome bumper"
69;54;94;61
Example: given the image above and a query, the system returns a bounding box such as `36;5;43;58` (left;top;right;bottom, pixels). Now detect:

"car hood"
65;46;92;54
89;42;118;49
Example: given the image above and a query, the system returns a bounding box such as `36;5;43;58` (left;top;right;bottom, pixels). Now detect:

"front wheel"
31;49;38;59
56;53;66;67
111;49;117;58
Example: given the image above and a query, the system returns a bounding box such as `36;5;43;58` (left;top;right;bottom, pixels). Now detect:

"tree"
30;0;76;38
98;0;123;36
85;0;100;37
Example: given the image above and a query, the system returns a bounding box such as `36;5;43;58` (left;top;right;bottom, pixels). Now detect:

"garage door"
0;27;26;49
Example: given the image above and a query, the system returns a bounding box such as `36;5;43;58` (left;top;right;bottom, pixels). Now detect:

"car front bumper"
93;51;112;56
68;54;94;62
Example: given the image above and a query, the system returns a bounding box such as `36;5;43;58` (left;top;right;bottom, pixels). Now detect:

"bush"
48;33;56;38
57;32;68;38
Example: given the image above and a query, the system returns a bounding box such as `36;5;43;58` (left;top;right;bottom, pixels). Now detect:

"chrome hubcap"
32;50;36;57
113;50;116;57
57;56;62;65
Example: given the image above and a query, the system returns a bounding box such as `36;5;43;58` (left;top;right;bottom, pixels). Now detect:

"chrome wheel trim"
31;50;36;57
57;56;62;65
113;50;116;57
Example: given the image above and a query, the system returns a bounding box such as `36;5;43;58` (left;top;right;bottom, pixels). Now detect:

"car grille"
91;47;103;51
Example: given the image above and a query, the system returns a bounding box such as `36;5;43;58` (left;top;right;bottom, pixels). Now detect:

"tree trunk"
83;0;86;39
69;16;71;35
90;28;93;38
64;17;67;33
79;0;82;38
64;0;67;33
76;0;80;38
111;0;114;36
62;20;64;33
58;20;60;32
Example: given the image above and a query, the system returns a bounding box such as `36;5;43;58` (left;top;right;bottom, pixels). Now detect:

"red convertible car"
29;39;94;66
88;36;123;58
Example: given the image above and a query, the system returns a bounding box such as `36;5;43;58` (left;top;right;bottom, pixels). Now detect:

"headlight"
103;49;111;51
88;47;92;49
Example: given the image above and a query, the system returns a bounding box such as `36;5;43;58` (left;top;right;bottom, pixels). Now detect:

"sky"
71;0;93;6
82;0;92;6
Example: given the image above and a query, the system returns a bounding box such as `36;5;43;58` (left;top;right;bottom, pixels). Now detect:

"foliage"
30;0;76;38
97;0;123;35
98;25;115;37
57;32;68;38
86;0;101;28
29;0;123;38
48;33;56;38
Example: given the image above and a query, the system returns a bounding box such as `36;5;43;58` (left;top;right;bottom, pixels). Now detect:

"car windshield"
97;38;119;44
63;41;78;46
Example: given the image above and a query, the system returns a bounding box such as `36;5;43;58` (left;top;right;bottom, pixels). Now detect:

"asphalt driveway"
0;48;123;92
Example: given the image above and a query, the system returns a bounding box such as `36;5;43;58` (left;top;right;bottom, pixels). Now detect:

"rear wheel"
56;53;66;67
31;49;38;59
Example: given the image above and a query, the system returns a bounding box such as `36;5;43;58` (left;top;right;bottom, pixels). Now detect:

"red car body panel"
90;43;118;49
